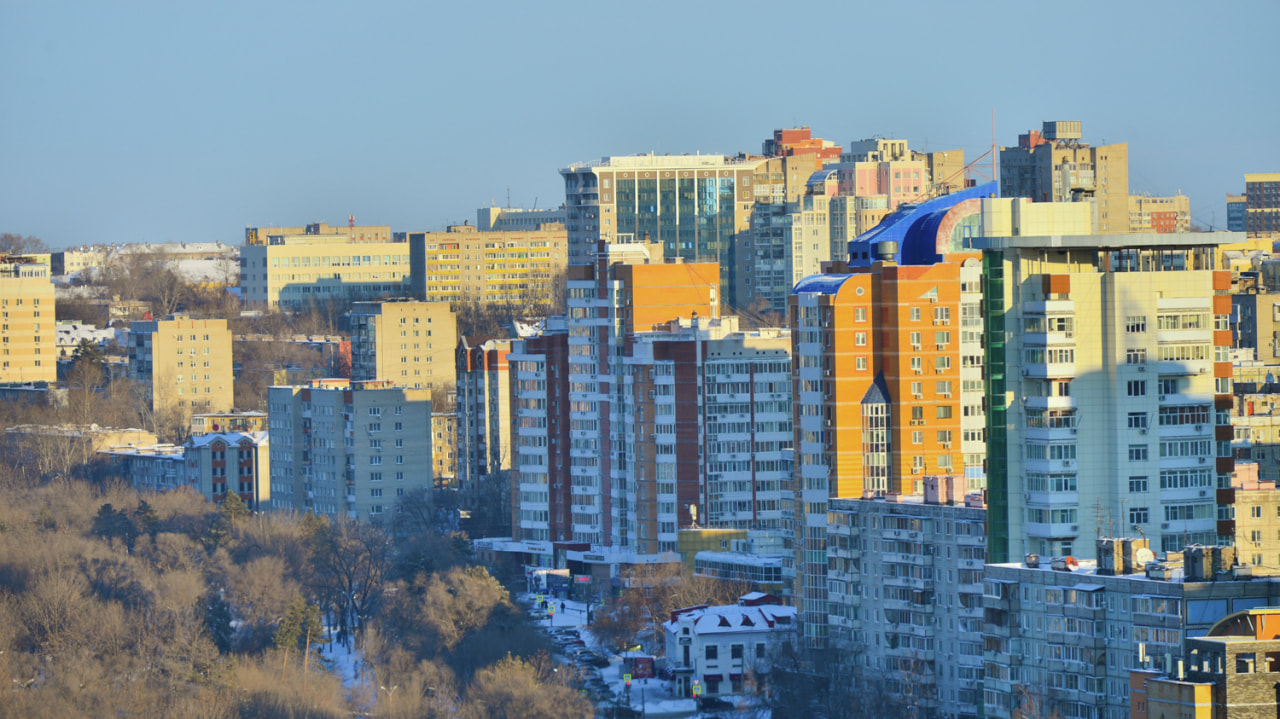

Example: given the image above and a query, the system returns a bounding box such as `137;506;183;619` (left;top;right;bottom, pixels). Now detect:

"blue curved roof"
848;181;997;266
806;169;838;188
792;273;853;295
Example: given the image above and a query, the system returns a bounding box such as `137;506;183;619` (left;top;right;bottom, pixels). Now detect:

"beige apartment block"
0;258;55;383
407;223;567;305
267;379;432;522
127;315;234;419
1000;121;1131;233
1129;194;1192;234
431;411;456;487
348;300;457;390
1226;463;1280;574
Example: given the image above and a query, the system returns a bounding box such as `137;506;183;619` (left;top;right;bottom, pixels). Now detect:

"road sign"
692;682;702;698
624;673;632;687
547;603;556;615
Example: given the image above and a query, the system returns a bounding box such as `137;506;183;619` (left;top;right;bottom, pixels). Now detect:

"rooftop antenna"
506;186;511;209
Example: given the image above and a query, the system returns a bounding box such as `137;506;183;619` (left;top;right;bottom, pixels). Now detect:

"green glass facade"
983;250;1009;563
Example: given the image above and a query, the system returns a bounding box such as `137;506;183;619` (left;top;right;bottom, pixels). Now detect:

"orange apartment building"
790;252;974;647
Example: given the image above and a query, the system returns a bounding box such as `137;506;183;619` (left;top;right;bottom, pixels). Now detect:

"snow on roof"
663;602;796;636
187;431;268;448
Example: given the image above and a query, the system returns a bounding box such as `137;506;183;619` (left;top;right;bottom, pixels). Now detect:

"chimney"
875;241;898;262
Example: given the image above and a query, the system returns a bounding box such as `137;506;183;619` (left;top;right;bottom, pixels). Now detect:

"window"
937;406;952;419
706;645;718;660
910;307;921;322
1252;506;1263;518
731;644;744;660
1129;445;1149;461
1129;477;1149;493
1126;348;1147;364
1158;378;1177;395
855;308;867;322
1126;316;1147;333
1129;507;1149;524
934;307;951;324
912;431;923;445
856;357;867;370
1127;380;1146;397
1128;413;1148;429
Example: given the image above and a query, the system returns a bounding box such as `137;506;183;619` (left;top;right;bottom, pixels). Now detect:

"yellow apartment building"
407;224;567;305
347;300;457;390
127;315;234;418
0;258;55;383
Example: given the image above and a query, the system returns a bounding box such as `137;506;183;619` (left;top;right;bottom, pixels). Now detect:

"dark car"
698;696;733;711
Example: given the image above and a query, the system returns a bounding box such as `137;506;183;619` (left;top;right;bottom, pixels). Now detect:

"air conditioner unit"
1199;367;1209;374
1199;457;1207;464
1199;490;1207;497
1137;365;1146;372
913;393;924;400
1139;428;1147;435
1071;525;1079;532
1071;427;1078;434
1162;523;1170;530
942;443;952;449
1159;395;1167;401
1194;424;1203;431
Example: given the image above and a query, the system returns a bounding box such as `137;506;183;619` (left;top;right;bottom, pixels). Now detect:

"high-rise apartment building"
406;223;567;305
978;230;1238;563
826;477;987;719
789;256;978;648
347;300;456;390
456;337;514;494
268;379;431;522
1244;173;1280;235
1129;194;1192;234
506;246;791;577
127;315;234;418
762;126;841;165
736;171;837;313
431;411;456;488
1000;121;1130;233
0;257;55;383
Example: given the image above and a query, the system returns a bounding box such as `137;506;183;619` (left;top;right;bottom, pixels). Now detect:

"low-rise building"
662;595;796;699
190;411;269;436
982;540;1280;719
99;431;270;509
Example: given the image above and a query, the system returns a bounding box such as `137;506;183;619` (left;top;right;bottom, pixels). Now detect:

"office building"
267;379;432;522
982;541;1280;719
1245;173;1280;235
407;223;567;305
1130;194;1192;234
347;300;456;390
0;257;55;383
239;222;408;308
1227;193;1247;233
559;154;763;290
978;230;1238;563
999;121;1130;233
456;337;514;494
127;315;234;418
826;477;987;719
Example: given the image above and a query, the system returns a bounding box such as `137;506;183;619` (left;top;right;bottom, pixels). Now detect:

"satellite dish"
1135;548;1156;566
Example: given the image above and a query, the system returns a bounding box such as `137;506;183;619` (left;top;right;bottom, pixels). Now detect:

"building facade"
99;431;270;509
239;225;410;307
267;379;432;521
662;598;797;699
431;411;456;488
1244;173;1280;235
1129;194;1192;234
127;316;234;418
999;121;1130;234
983;543;1280;719
0;257;55;383
1227;193;1247;233
826;478;987;719
979;231;1237;563
456;337;514;494
347;300;456;390
406;223;567;305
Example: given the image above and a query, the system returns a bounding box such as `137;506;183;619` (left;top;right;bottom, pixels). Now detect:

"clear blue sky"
3;0;1277;248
